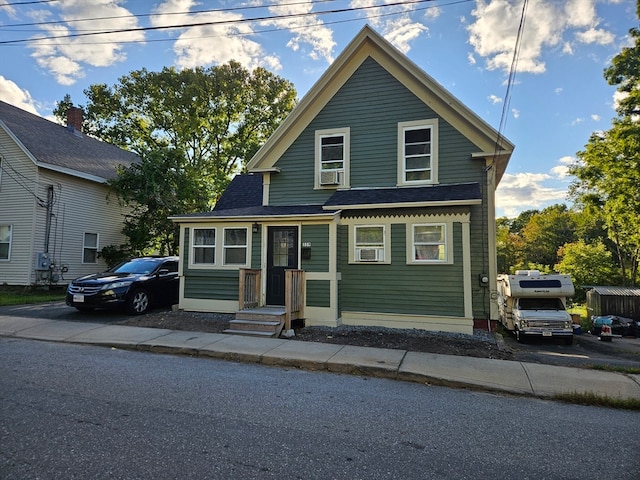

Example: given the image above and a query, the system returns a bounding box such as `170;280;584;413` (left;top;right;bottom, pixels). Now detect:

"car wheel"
126;289;150;315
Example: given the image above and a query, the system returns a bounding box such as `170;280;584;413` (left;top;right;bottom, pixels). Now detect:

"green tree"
604;1;640;117
555;240;618;301
570;119;640;285
519;205;577;270
57;63;297;254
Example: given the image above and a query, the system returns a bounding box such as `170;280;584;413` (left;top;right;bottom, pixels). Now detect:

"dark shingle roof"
180;204;333;219
214;174;263;210
0;100;138;181
324;183;481;208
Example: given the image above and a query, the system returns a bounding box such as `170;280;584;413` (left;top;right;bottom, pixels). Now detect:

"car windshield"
111;259;159;275
518;298;565;310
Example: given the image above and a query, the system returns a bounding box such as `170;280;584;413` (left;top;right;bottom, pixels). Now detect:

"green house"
170;26;514;335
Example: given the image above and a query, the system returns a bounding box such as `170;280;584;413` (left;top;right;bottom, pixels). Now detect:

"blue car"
66;256;179;315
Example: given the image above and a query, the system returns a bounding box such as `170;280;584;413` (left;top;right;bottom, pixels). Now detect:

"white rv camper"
497;270;575;344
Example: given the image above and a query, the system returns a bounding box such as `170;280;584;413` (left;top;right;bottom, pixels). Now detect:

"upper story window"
0;225;12;261
398;119;438;185
192;228;216;265
83;232;98;264
315;127;350;189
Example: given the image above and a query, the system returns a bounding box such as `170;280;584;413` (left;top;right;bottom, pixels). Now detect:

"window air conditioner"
357;248;383;262
320;170;342;186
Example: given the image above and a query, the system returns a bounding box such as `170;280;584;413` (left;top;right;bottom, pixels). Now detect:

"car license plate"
73;294;85;303
542;331;552;337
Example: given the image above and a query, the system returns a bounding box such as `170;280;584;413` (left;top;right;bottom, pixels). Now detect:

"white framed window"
398;119;438;185
223;227;248;266
0;225;12;261
315;127;350;189
82;232;98;264
408;223;452;264
192;228;216;265
353;225;386;263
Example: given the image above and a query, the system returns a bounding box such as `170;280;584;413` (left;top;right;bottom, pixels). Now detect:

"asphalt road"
2;338;639;480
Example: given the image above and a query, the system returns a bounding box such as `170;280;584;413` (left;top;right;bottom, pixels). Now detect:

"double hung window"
223;228;248;265
411;224;447;263
354;225;385;263
315;128;349;188
398;119;438;185
193;228;216;264
0;225;11;260
83;233;98;264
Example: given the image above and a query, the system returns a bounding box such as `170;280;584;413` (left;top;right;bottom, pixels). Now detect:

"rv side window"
518;298;565;310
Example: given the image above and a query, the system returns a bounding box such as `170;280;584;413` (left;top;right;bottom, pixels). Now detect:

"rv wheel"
515;329;526;343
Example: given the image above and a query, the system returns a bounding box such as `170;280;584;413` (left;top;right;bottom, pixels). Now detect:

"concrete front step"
222;329;276;337
228;319;281;333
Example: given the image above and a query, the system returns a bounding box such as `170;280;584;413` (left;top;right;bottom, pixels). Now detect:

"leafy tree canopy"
55;63;297;255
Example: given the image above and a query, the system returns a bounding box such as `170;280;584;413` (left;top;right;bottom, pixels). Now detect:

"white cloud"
571;117;584;125
512;108;519;118
550;156;574;178
27;0;145;85
467;0;615;74
381;17;427;54
489;94;502;104
496;171;568;217
0;77;40;114
555;87;563;94
151;1;281;71
467;52;477;65
613;90;628;112
591;114;600;121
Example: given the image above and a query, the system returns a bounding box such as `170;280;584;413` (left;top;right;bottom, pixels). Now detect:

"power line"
0;0;463;48
0;0;438;45
1;0;339;30
0;0;58;6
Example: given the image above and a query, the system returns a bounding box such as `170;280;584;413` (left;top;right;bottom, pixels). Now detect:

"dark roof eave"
323;199;481;210
170;211;341;223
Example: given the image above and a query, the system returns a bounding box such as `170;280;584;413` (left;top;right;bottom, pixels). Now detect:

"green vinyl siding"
181;227;247;301
251;228;261;269
306;280;331;307
269;57;485;205
301;224;329;272
338;223;465;317
184;271;239;300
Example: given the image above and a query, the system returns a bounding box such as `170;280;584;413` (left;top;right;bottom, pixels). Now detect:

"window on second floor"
0;225;12;260
83;232;98;264
398;119;438;185
315;127;350;189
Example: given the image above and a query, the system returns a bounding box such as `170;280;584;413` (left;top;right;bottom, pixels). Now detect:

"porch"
224;268;305;337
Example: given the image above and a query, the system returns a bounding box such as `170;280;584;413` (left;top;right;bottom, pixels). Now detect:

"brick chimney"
66;107;83;133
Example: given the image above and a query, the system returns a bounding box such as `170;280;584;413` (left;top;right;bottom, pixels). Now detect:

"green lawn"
0;286;66;306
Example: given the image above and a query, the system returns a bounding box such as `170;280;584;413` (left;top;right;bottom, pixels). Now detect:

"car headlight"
101;281;133;290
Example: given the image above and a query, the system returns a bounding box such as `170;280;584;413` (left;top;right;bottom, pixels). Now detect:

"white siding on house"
0;128;38;285
0;129;130;286
35;170;130;283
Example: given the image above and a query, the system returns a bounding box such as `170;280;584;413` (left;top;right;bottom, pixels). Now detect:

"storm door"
266;226;299;305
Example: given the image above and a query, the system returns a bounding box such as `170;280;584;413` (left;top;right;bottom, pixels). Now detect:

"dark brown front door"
266;226;298;305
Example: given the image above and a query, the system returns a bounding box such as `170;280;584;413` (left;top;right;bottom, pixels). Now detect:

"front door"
266;226;299;305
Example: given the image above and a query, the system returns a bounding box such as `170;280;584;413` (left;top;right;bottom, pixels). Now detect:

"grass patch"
554;391;640;410
588;364;640;375
0;286;66;306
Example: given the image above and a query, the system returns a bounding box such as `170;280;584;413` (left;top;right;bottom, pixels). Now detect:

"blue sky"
0;0;635;217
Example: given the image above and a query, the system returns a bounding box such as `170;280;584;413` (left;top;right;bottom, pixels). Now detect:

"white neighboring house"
0;100;139;286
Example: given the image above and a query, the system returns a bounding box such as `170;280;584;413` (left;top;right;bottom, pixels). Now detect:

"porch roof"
323;183;481;210
169;204;340;222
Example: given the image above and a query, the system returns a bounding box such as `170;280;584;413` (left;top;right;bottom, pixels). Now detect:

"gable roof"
247;25;513;184
0;100;139;182
213;173;263;210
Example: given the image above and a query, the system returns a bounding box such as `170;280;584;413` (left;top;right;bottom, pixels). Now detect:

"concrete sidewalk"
2;315;640;401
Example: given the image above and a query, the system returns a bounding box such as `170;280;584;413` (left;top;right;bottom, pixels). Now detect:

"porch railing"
239;268;261;310
285;269;305;331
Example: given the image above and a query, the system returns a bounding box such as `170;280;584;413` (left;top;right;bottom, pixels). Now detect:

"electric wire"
0;0;441;45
